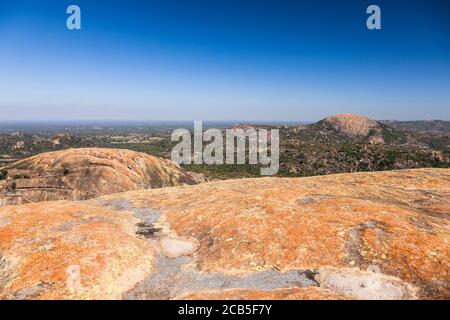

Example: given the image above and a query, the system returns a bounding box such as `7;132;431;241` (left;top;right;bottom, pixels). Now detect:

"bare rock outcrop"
323;114;379;137
0;168;448;299
0;148;203;206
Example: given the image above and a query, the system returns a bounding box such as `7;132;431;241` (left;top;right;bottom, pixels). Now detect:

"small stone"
160;238;196;258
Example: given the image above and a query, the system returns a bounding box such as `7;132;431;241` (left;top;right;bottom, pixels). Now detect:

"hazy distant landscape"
1;116;449;179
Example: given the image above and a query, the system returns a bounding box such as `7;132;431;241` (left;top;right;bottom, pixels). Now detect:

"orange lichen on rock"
1;168;449;299
0;202;155;299
99;168;449;299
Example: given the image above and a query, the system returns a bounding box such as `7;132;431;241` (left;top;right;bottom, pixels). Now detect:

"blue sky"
0;0;449;121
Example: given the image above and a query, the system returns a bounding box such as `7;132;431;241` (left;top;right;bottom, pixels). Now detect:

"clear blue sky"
0;0;449;121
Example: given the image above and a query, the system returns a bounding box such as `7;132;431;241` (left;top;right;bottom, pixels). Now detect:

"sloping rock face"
0;169;449;299
323;114;379;137
0;148;203;206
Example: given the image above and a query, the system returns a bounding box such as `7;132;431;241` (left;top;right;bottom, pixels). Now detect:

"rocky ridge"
323;114;380;137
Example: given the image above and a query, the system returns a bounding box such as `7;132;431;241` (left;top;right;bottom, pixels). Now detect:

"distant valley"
1;115;449;179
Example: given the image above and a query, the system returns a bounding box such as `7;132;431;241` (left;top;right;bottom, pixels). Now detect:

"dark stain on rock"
135;222;162;239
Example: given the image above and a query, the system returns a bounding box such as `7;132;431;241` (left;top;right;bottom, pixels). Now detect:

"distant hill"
275;114;449;177
295;114;409;145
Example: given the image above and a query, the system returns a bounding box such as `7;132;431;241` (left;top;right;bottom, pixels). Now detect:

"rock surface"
0;168;449;299
0;201;154;299
323;114;379;137
0;148;203;206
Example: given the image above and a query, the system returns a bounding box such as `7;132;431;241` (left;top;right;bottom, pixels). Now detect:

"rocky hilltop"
276;114;449;177
0;168;448;300
0;148;203;206
323;114;380;137
302;113;410;145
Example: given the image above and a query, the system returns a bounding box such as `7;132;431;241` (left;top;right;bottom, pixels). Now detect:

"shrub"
0;169;7;180
12;174;30;179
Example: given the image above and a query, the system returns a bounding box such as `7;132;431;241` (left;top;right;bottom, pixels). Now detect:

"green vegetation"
0;169;7;180
103;141;176;158
182;163;262;180
0;119;448;181
12;174;31;179
380;125;407;144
